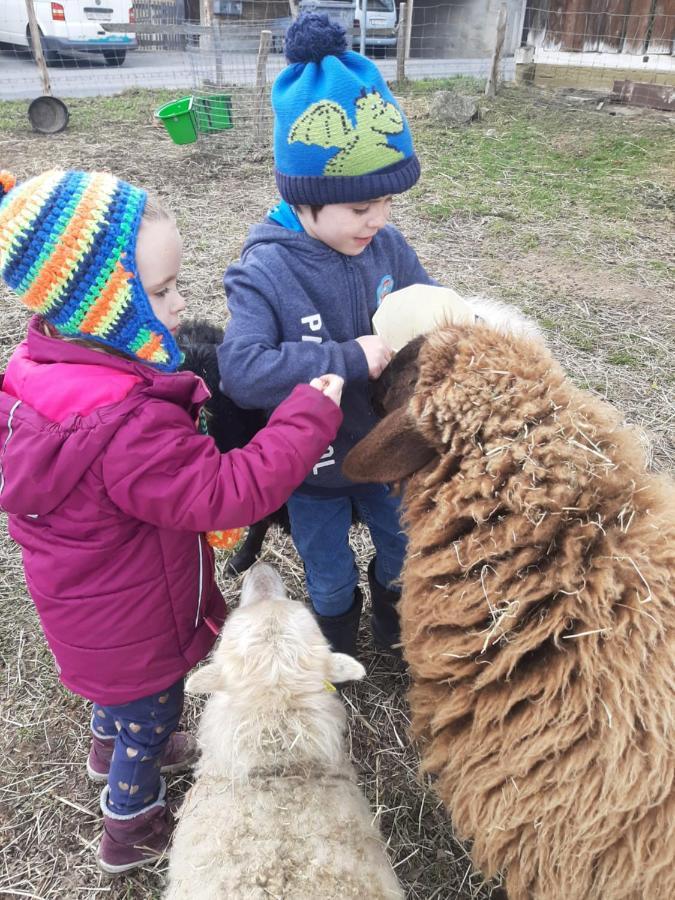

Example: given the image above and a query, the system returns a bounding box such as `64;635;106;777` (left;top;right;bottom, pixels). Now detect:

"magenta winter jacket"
0;319;342;705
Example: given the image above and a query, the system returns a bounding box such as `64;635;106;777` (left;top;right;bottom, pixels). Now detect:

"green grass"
399;75;485;95
607;349;641;367
424;129;661;220
409;88;671;229
400;85;675;295
567;328;600;353
0;88;182;134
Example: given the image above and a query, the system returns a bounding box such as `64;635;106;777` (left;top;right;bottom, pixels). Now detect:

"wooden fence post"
24;0;52;96
396;2;407;84
485;2;508;98
199;0;212;26
253;29;272;144
199;0;213;53
212;18;223;86
405;0;414;59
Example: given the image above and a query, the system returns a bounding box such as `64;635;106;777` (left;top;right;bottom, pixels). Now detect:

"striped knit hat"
0;169;182;372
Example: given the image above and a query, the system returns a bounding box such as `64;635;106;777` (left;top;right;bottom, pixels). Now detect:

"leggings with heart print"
91;679;183;814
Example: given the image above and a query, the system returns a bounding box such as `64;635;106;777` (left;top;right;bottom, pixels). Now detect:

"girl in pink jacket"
0;169;343;874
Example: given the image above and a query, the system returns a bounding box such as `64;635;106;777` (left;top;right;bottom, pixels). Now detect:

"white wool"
465;295;545;343
164;564;403;900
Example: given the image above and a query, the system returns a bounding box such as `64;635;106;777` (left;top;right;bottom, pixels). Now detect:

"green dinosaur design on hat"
289;88;405;177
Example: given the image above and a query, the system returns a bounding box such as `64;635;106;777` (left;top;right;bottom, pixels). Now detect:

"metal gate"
134;0;186;50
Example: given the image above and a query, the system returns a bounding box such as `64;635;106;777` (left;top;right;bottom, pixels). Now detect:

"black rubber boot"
368;558;403;658
314;588;363;658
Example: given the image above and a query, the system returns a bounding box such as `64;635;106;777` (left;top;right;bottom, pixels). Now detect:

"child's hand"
355;335;394;379
309;374;344;406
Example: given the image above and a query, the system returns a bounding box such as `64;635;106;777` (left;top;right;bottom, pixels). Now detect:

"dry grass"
0;83;673;899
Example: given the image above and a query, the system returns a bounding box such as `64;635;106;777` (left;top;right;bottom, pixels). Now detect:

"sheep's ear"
327;653;366;684
343;408;436;483
185;663;225;695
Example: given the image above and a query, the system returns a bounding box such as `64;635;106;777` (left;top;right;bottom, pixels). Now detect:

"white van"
0;1;137;66
352;0;397;51
298;0;397;52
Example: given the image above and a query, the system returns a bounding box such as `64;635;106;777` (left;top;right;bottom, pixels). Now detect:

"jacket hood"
241;220;338;261
0;319;208;516
0;387;118;516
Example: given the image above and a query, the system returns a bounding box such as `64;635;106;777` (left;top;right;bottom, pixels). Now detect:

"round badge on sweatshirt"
376;275;394;307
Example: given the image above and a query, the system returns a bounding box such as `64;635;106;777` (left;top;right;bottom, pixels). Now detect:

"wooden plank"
647;0;675;55
104;23;210;34
583;0;604;52
595;0;632;53
623;0;653;54
541;1;565;50
524;2;550;48
558;0;590;52
610;79;675;108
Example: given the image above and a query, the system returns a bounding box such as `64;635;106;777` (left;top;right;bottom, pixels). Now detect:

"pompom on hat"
0;169;183;372
272;13;420;205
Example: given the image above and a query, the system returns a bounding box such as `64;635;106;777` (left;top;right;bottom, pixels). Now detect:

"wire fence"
520;1;675;100
0;0;672;144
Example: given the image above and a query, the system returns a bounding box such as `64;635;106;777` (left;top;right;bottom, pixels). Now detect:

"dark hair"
309;204;324;220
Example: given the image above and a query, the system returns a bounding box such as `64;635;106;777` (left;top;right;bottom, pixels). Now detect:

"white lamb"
165;562;404;900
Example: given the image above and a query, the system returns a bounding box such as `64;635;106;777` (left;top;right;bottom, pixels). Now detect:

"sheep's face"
345;323;556;485
186;563;365;698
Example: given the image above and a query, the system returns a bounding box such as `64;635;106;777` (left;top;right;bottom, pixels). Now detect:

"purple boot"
97;782;174;875
87;731;198;783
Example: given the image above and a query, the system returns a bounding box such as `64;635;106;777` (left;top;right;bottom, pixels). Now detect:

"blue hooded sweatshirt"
218;217;433;493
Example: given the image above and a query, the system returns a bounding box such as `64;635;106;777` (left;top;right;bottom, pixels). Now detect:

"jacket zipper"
343;258;361;336
194;533;204;627
0;400;21;500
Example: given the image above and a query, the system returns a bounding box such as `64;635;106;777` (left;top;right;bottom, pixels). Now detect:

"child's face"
297;196;393;256
135;216;186;335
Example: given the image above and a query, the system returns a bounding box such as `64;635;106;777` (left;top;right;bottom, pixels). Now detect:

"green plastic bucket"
194;94;233;134
155;97;198;145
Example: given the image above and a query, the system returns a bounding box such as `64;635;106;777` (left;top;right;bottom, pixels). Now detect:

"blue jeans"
286;485;407;617
92;679;183;814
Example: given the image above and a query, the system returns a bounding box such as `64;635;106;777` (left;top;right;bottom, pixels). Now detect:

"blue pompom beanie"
272;13;420;205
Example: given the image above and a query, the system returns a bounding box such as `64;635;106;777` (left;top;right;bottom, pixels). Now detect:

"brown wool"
345;323;674;900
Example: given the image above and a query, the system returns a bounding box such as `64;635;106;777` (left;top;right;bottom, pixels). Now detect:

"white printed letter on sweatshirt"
313;444;335;475
301;313;322;344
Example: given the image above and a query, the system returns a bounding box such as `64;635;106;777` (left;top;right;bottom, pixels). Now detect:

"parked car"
270;1;397;55
351;0;397;52
0;1;137;66
300;1;397;52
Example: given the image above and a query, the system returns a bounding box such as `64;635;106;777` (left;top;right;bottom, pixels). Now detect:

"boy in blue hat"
218;13;434;657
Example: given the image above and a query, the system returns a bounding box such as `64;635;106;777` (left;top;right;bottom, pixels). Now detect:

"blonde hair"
143;192;172;223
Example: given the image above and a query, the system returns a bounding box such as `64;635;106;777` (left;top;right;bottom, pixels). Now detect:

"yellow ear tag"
323;680;337;693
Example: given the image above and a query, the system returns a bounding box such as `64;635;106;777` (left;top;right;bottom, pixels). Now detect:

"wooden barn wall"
649;0;675;53
525;0;675;55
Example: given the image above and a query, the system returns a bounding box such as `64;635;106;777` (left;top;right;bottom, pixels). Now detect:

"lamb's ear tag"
323;680;337;693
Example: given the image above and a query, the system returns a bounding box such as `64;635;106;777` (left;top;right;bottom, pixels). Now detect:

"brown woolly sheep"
343;324;675;900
